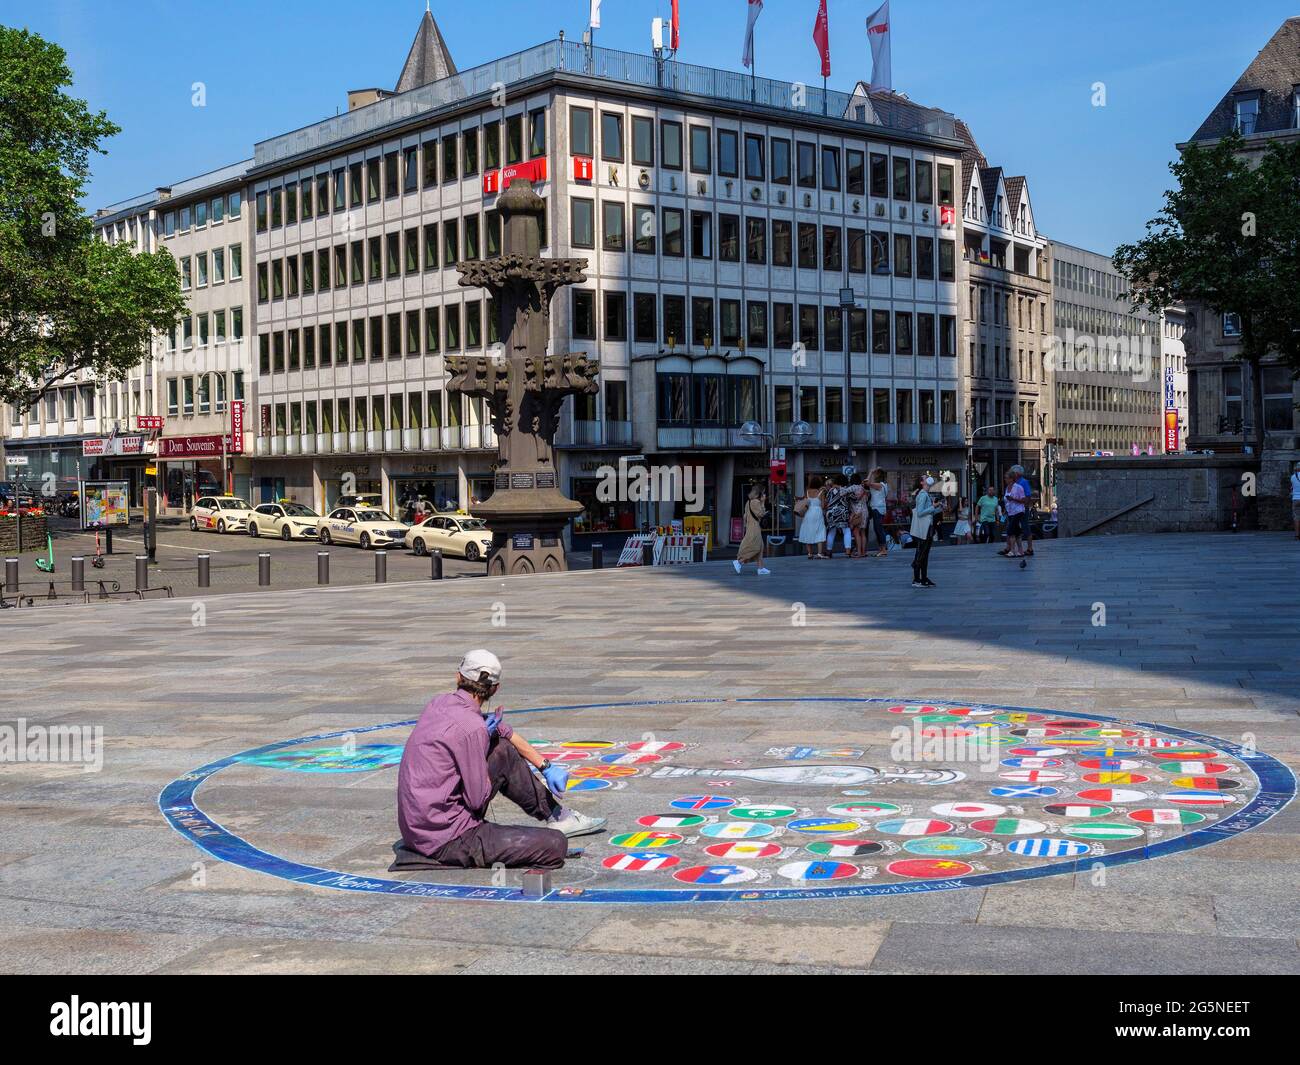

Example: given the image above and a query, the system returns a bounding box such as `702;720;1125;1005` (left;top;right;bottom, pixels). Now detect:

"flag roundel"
1081;771;1150;785
1126;736;1190;749
672;864;759;886
1168;775;1241;791
1043;720;1101;730
670;795;735;811
1000;769;1067;783
1006;838;1090;858
564;778;612;792
788;817;865;834
886;858;975;879
805;838;883;857
990;784;1059;798
887;704;939;714
609;831;684;849
875;818;953;836
1074;787;1147;803
930;801;1007;818
941;706;1000;717
559;740;617;749
602;851;682;872
1127;807;1207;825
570;764;639;779
1150;747;1219;760
1064;822;1145;841
704;841;783;860
1077;757;1144;771
728;804;796;820
1043;803;1114;818
1162;790;1233;807
554;750;595;762
1000;757;1064;769
637;812;706;829
827;801;899;817
700;820;776;839
1008;746;1070;757
1009;727;1063;738
970;818;1047;836
1161;761;1231;775
600;752;663;765
625;740;687;754
902;837;987;856
778;860;859;881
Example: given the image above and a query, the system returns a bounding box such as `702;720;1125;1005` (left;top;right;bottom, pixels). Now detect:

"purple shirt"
396;689;515;855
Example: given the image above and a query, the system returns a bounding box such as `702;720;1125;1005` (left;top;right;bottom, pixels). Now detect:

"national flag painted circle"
624;740;687;754
941;706;1000;717
1043;720;1101;730
930;801;1007;818
1077;758;1144;771
670;795;735;811
1160;761;1231;775
999;769;1067;783
559;740;617;749
875;818;954;836
788;817;865;834
902;837;988;857
778;860;859;881
1126;737;1190;749
1151;747;1219;760
570;764;639;779
1168;775;1241;791
1081;771;1150;785
1064;822;1145;841
600;752;664;765
1001;757;1064;769
1009;727;1065;739
700;820;776;839
1162;790;1233;807
887;704;939;714
601;851;681;872
1075;787;1147;803
637;813;706;829
609;831;684;849
554;750;595;762
827;801;900;817
728;804;796;821
919;725;981;738
970;817;1048;836
990;785;1059;798
1043;803;1114;818
1128;807;1207;825
704;841;783;860
671;864;758;886
1006;838;1090;857
805;838;883;857
1080;727;1142;739
1000;712;1049;724
887;858;975;879
1008;746;1070;757
564;778;611;792
1046;737;1102;748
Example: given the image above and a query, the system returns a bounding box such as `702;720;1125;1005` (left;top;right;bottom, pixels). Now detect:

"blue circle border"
158;698;1296;904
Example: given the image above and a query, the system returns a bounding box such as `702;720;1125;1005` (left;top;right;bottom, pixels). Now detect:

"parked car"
405;514;495;561
190;496;256;533
335;494;384;510
315;507;409;549
248;502;320;540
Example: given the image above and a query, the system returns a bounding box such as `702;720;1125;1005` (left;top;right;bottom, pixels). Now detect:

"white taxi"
190;496;256;534
316;507;410;550
405;514;495;562
248;502;320;540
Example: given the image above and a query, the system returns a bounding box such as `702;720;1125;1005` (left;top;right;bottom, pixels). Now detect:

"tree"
1114;130;1300;450
0;25;186;411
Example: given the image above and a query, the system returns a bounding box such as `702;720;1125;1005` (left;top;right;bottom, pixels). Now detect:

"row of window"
162;192;243;239
164;372;247;417
969;283;1049;333
767;382;961;430
12;385;98;426
165;308;246;350
971;342;1047;384
262;391;483;435
179;245;243;290
970;397;1039;439
1056;382;1162;416
1054;300;1157;337
568;107;956;205
254;111;546;232
570;203;956;278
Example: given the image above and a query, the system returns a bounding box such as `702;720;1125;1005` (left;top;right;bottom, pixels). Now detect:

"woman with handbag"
733;484;772;575
864;468;890;557
909;475;940;588
796;476;828;559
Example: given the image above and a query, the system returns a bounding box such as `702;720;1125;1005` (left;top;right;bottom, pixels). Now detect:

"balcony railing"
316;433;332;454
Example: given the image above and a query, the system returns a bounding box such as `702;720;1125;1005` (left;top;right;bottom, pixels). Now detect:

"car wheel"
464;543;479;562
359;533;371;550
189;517;198;531
281;524;292;541
217;519;227;534
319;528;331;545
412;537;427;557
249;521;259;537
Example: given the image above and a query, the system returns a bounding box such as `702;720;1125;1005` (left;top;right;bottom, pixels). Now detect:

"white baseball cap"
458;649;502;685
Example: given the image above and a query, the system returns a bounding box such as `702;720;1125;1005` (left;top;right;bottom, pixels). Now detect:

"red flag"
671;0;680;49
813;0;830;77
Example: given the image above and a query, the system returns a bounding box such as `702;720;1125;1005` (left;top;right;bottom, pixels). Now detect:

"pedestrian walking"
909;476;940;588
823;474;852;558
1002;470;1028;558
865;468;890;557
733;484;772;575
953;498;973;544
848;472;869;557
976;485;1001;544
796;476;828;558
1014;465;1037;556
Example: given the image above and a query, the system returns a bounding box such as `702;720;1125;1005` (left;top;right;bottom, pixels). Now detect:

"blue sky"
4;0;1295;255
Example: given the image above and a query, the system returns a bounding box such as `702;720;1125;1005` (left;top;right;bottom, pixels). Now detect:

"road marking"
113;536;222;554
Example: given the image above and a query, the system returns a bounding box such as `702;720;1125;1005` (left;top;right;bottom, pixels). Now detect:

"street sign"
4;455;29;466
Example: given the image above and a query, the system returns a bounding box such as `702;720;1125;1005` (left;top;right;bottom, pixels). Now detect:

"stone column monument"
447;178;599;575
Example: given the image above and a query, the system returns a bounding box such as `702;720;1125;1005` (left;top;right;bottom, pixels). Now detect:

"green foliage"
0;25;185;408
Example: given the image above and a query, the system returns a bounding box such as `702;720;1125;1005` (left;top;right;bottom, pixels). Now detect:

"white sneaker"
549;809;607;838
757;567;771;575
732;560;742;573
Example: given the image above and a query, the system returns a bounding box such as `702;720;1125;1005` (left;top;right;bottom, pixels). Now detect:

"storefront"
2;436;99;500
730;450;793;545
318;458;380;513
157;434;247;512
388;456;460;522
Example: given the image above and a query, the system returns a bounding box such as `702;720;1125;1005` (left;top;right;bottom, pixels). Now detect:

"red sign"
940;205;956;226
158;435;235;459
1164;409;1179;452
573;156;594;182
260;404;271;436
137;415;164;431
82;436;146;457
769;458;787;484
482;157;548;195
230;400;244;455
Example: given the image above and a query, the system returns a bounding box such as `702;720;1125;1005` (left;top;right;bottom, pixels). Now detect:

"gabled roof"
395;9;457;94
953;118;988;201
844;82;960;140
1004;176;1026;215
979;166;1003;215
1188;16;1300;141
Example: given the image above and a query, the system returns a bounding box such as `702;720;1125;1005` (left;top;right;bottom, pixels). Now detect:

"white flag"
741;0;763;69
866;0;892;93
590;0;601;29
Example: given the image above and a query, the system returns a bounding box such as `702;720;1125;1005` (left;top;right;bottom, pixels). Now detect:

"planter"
0;512;50;553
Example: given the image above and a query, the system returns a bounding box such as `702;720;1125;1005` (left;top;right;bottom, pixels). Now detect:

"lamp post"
739;419;813;552
965;417;1017;505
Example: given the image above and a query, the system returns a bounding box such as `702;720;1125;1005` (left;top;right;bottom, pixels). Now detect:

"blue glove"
483;710;502;739
542;763;569;796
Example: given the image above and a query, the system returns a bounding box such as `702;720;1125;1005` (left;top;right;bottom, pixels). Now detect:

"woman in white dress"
797;476;829;558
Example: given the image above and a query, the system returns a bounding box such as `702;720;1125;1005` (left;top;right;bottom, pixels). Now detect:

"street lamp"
965;418;1017;503
739;420;813;549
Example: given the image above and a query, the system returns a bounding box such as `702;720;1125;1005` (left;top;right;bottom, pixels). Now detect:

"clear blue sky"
4;0;1295;255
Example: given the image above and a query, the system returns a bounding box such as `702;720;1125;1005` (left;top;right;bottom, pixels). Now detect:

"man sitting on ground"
396;650;605;869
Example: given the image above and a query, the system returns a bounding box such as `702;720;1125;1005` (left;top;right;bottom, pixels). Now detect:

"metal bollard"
258;552;270;586
4;557;17;592
374;550;387;583
317;551;330;584
70;556;85;592
591;542;603;569
641;539;654;567
692;538;705;563
135;554;148;590
431;549;443;580
197;553;210;588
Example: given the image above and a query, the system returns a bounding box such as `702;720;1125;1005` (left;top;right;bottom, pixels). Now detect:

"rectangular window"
893;233;912;277
631;115;654;166
403;146;419;193
937;164;954;206
662;207;684;256
443;218;458;265
717;129;739;178
573;290;595;340
464;213;480;260
939;239;955;281
846;149;865;195
774;303;794;348
689;125;711;173
822;226;842;271
940;315;956;357
914;160;933;203
463;128;479;176
424;307;440;353
848;308;867;352
445;304;461;351
719;299;741;347
271;260;284;299
195;200;208;227
661;120;683;170
231;307;243;340
196;252;209;288
442;134;458;182
366;158;380;201
601;112;624;162
771;138;791;184
528;109;546;158
505;114;522;164
823;306;843;352
692;297;714;348
895;312;913;355
484;121;501;170
285;184;297;224
632;205;656;253
746;301;768;349
370;315;384;360
869;153;888;197
916;313;935;356
797;223;817;270
602;201;626;251
744;134;765;181
892;156;911;200
285;255;298;297
799;304;819;350
690;211;712;259
916;235;934;280
604;291;627;341
745;216;766;264
181;256;193;291
571;198;595;248
847;227;866;273
872;309;890;353
422;142;437;187
348;162;362;206
821;146;841;191
796;141;817;188
485;211;501;257
663;295;686;347
423;223;438;270
570;107;594;157
772;219;792;267
633;293;656;343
